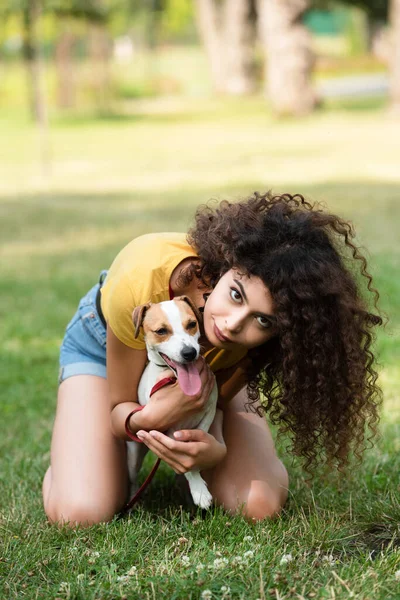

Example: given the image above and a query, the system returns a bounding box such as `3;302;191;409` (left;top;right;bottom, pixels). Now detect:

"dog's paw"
191;487;213;510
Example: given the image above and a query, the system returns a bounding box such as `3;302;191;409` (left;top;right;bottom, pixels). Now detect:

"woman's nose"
225;314;244;333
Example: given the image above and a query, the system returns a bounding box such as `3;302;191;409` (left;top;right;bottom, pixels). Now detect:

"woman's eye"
256;316;271;329
155;328;168;336
230;288;242;303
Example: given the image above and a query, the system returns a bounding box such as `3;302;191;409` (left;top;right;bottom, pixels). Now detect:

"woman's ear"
132;303;151;338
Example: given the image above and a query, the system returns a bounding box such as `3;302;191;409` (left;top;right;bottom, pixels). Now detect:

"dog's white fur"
126;297;218;509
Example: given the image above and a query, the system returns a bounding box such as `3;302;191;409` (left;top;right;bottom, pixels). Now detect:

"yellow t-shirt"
100;232;247;373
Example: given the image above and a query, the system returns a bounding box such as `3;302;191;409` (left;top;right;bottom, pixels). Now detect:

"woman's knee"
45;493;120;527
241;479;287;521
213;465;289;522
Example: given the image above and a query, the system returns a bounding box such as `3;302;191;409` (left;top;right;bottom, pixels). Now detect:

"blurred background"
0;1;399;427
0;1;398;128
0;2;399;552
1;6;400;594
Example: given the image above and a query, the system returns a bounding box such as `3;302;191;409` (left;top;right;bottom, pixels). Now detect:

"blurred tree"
338;0;387;21
257;0;317;115
312;1;388;51
23;0;47;122
161;0;193;38
194;0;257;94
0;0;50;171
389;0;400;111
53;19;77;108
312;0;388;21
49;0;111;111
0;0;48;121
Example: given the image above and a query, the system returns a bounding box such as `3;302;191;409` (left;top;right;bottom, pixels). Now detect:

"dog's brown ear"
178;295;203;326
132;303;151;338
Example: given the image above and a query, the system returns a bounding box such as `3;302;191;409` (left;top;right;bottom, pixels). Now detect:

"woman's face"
203;268;277;350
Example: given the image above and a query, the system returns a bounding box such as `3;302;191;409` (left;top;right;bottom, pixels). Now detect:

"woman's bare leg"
205;389;289;521
43;375;128;526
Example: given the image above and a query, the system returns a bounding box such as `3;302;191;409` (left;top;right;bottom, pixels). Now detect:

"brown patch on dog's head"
137;303;174;345
132;303;151;338
175;296;201;337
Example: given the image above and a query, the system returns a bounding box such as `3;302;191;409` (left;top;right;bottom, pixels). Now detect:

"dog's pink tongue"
175;362;202;396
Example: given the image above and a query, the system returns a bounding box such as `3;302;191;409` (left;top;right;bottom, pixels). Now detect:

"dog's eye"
155;327;168;336
187;321;197;330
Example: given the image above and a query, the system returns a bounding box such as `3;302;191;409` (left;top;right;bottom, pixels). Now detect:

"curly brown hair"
186;191;383;472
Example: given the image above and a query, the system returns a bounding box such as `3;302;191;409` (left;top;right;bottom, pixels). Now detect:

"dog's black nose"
181;346;197;362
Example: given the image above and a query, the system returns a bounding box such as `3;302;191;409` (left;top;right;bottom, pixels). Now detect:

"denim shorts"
59;271;108;384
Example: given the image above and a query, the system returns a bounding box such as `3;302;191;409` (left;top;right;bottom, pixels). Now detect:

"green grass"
1;97;399;599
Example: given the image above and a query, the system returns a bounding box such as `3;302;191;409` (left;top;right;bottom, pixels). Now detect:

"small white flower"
88;551;101;564
322;554;335;566
243;550;254;560
395;570;400;581
201;591;212;600
243;535;253;542
127;566;137;576
196;563;205;573
58;582;69;592
181;555;191;566
77;574;85;582
232;555;244;565
280;553;293;565
221;585;231;597
116;575;130;583
213;557;229;570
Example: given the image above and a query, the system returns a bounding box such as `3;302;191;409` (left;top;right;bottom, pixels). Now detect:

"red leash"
122;375;177;513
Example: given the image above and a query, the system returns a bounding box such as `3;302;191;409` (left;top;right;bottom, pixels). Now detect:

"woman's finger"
173;429;207;443
139;430;200;455
137;430;183;460
136;431;188;473
137;430;179;450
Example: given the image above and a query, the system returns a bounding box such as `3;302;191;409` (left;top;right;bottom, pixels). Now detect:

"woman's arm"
108;326;216;441
108;326;148;440
134;364;249;473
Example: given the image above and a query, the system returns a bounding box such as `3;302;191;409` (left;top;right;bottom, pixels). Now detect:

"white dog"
126;296;218;509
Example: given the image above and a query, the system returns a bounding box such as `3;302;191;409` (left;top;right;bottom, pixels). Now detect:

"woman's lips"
213;323;231;343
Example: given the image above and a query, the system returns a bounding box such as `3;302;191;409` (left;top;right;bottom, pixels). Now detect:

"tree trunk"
256;0;316;116
87;22;111;112
22;0;47;123
22;0;50;175
223;0;257;94
55;24;76;109
389;0;400;112
194;0;256;95
194;0;226;93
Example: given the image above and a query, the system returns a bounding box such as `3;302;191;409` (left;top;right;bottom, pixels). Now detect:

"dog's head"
132;296;202;395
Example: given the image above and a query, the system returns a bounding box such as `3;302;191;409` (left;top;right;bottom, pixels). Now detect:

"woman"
43;192;382;525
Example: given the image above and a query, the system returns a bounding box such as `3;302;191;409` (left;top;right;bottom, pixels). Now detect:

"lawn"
0;96;399;600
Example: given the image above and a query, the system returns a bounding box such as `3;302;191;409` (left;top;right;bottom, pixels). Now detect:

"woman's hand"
135;428;227;474
132;357;216;433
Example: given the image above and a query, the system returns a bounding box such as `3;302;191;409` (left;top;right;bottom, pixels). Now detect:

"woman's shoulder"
124;231;193;253
100;232;199;349
109;232;196;273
